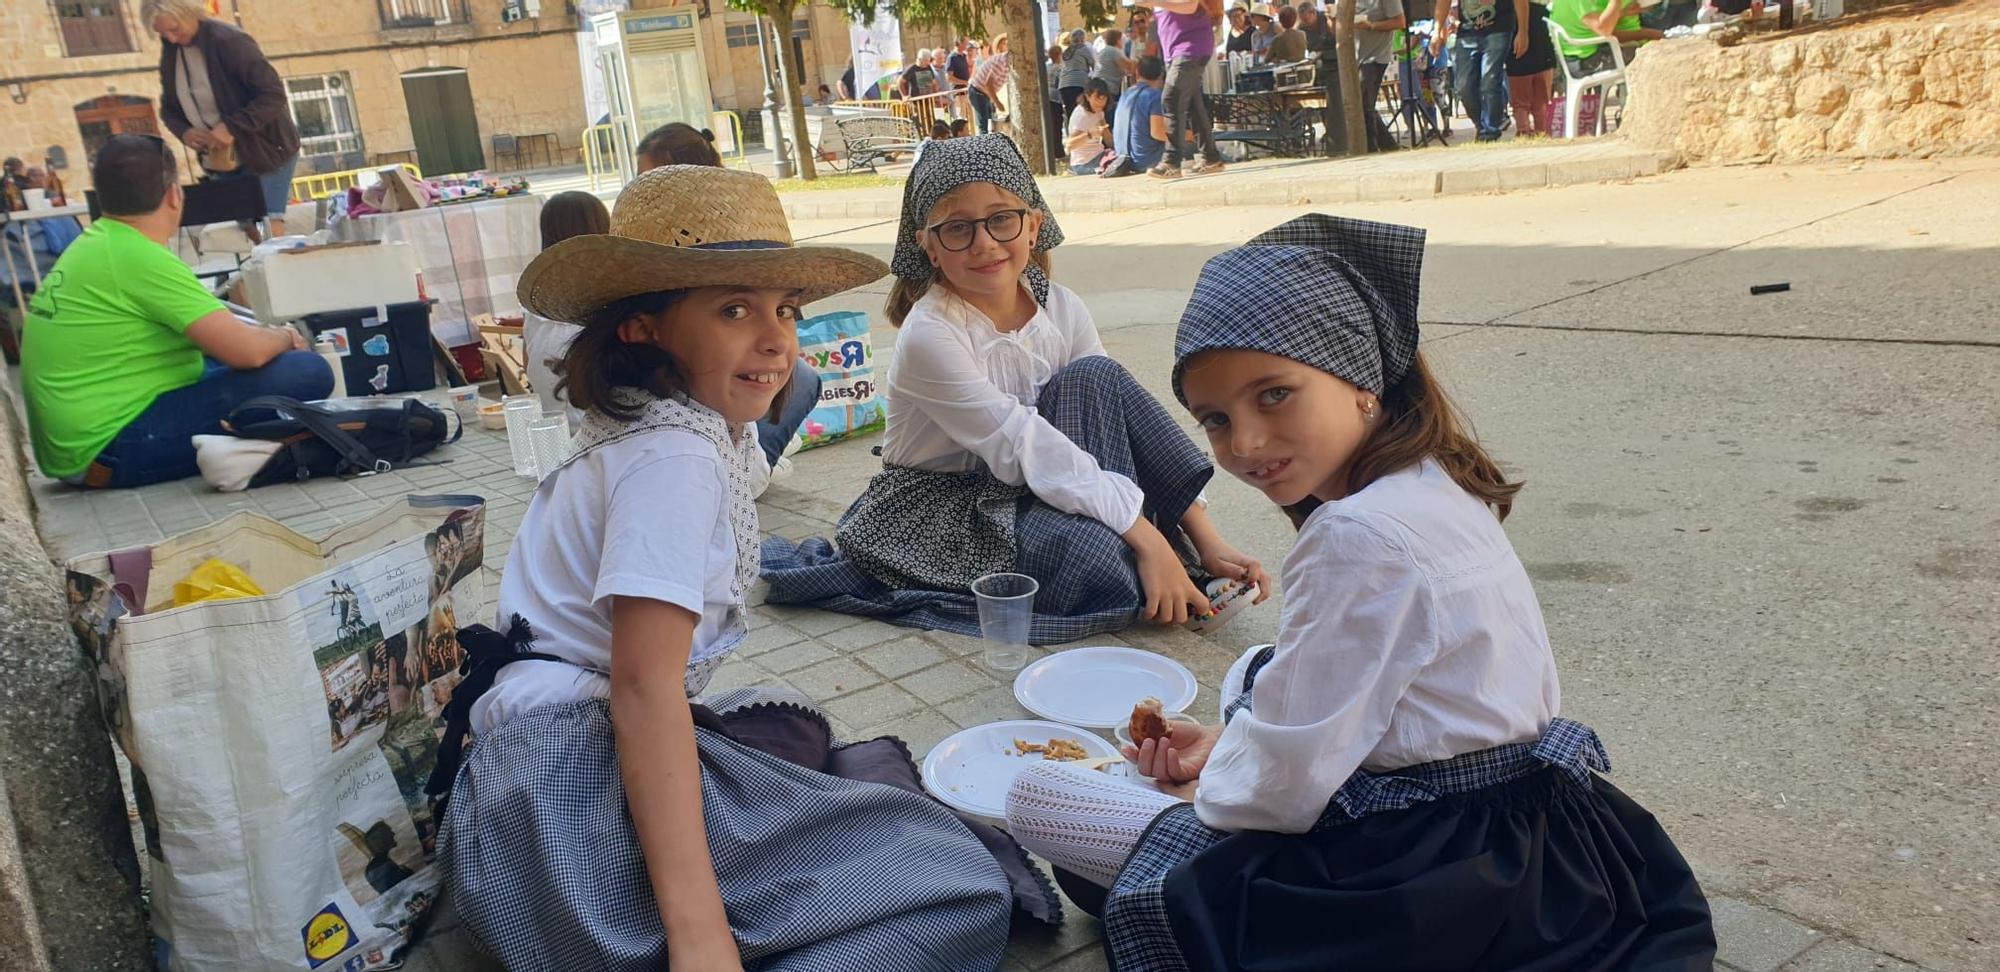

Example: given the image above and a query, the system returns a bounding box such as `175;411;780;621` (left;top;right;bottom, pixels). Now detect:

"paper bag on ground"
66;494;489;971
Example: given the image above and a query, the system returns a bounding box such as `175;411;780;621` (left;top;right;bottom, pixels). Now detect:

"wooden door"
74;95;161;162
400;69;485;175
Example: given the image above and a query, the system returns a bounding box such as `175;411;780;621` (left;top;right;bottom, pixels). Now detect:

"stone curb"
779;150;1674;220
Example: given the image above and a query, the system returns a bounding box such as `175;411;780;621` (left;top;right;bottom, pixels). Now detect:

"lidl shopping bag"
794;310;884;451
65;495;488;971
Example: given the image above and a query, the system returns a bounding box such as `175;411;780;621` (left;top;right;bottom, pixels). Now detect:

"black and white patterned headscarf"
1173;215;1425;404
891;133;1064;307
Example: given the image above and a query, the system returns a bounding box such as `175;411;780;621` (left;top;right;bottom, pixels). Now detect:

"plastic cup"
527;412;571;481
501;397;540;477
447;385;480;424
971;572;1037;673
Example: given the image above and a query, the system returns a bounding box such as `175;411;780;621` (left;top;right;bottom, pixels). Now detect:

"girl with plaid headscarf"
762;134;1270;644
1005;214;1717;970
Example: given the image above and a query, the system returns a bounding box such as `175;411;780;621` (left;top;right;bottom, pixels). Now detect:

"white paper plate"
921;720;1122;824
1012;647;1199;729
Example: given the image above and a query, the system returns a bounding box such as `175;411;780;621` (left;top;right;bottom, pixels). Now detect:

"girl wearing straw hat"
428;166;1028;970
762;135;1269;645
1005;215;1716;969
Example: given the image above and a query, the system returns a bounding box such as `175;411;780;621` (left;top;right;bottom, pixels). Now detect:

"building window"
286;74;364;158
55;1;136;57
380;0;464;28
723;18;808;48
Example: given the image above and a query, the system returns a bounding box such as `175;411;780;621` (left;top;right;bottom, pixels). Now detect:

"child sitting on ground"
431;166;1019;970
1006;215;1718;969
761;134;1269;643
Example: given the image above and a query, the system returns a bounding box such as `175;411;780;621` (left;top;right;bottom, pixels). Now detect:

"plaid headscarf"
1173;215;1425;404
890;133;1064;307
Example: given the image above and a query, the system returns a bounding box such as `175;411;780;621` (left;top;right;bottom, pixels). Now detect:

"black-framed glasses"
926;208;1028;252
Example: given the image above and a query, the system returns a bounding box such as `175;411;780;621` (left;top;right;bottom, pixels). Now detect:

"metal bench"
1206;92;1317;158
831;115;921;172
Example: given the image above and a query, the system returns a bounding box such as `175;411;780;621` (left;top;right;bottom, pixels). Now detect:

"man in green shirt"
21;134;331;488
1547;0;1664;74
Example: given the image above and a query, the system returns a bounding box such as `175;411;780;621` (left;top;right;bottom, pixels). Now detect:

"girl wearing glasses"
762;135;1269;644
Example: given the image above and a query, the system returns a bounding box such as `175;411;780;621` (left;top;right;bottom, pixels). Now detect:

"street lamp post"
757;15;796;179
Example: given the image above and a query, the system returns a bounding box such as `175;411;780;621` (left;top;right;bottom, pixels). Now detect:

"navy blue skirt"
1105;767;1715;971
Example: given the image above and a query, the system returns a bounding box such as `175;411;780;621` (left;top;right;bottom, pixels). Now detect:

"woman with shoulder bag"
146;0;302;238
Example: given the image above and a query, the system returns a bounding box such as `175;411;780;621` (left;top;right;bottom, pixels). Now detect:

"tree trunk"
1000;0;1052;175
1334;0;1367;156
772;0;819;179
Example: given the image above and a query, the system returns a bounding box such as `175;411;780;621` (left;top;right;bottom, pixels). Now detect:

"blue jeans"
1454;31;1513;140
969;88;996;134
211;152;300;217
86;350;334;489
756;357;823;468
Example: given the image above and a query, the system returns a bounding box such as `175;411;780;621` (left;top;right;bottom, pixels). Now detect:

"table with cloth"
329;194;541;346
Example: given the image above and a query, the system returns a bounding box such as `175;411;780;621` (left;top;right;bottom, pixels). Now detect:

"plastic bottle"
315;338;347;398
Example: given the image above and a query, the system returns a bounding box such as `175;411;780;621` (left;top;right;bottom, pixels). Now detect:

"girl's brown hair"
539;190;610;250
553;289;791;424
635;122;722;170
1283;353;1523;527
885;184;1052;326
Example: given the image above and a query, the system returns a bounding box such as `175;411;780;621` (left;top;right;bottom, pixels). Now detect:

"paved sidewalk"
539;137;1673;219
25;422;1929;972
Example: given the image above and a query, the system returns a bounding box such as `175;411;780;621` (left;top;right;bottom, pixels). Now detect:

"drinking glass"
502;397;540;477
528;412;571;482
971;572;1038;673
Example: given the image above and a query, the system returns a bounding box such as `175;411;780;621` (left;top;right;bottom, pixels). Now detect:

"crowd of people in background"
818;0;1755;175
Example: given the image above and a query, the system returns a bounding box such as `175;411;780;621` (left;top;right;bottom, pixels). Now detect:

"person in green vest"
20;134;332;489
1547;0;1665;74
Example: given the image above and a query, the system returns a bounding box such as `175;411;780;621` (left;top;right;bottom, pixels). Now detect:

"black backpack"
226;396;461;487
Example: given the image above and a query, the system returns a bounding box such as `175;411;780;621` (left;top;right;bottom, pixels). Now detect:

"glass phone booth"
592;9;716;184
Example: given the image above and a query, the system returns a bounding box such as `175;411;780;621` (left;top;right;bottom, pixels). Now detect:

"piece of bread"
1130;697;1169;745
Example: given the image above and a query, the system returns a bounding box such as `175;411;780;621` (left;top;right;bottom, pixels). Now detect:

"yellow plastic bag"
172;558;266;606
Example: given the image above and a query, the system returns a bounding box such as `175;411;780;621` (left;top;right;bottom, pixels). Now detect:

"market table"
329;194;541;346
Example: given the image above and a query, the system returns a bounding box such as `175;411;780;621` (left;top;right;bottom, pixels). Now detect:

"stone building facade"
0;0;1083;194
0;1;591;187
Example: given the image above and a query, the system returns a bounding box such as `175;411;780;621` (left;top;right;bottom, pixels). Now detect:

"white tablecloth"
330;195;542;346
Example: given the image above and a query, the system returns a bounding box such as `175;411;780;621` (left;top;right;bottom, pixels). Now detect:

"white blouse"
881;282;1144;533
469;429;745;735
1194;460;1563;834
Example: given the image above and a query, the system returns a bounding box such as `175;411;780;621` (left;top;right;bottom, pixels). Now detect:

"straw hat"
517;165;889;324
1251;3;1278;20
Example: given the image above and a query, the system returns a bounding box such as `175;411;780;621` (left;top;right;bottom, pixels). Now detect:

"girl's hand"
1122;719;1220;783
1126;519;1211;625
1196;539;1274;605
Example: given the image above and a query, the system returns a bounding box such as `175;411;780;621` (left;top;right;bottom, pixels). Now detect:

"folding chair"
1549;21;1630;138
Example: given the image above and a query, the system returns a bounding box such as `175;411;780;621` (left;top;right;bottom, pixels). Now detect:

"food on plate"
1012;737;1091;761
1129;697;1170;745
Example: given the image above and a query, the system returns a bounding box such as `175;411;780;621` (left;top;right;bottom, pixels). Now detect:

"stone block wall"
1622;6;2000;163
0;386;149;971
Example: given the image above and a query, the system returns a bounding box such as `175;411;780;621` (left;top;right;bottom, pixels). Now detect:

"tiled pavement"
28;423;1928;972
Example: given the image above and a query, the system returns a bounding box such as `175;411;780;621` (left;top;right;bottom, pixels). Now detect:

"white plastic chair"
1549;20;1630;138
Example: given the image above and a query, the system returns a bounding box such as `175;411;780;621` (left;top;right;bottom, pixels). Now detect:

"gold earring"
1363;399;1379;422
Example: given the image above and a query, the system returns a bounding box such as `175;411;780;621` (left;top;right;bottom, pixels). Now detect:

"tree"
1333;0;1367;156
731;0;823;180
